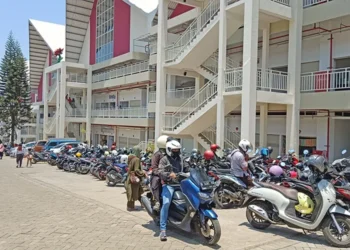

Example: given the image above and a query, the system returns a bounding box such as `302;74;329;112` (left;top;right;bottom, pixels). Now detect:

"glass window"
96;0;114;63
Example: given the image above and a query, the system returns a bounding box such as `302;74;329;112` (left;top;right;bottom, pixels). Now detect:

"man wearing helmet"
158;139;183;241
150;135;171;212
230;139;253;187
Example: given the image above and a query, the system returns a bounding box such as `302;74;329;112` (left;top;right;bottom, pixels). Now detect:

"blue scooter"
141;165;221;245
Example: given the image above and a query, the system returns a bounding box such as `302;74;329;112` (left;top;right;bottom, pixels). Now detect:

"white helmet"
111;150;118;156
166;140;181;157
157;135;169;149
120;154;128;164
97;144;102;149
238;139;252;153
103;145;108;149
104;151;110;156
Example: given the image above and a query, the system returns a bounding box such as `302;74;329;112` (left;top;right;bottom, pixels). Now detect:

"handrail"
47;80;57;102
46;113;57;133
91;107;148;118
67;73;87;83
303;0;329;8
165;0;221;62
163;75;218;131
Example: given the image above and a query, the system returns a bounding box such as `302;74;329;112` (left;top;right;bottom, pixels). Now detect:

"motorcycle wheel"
32;159;38;164
57;164;63;170
322;215;350;247
196;217;221;245
213;185;235;209
246;200;271;230
106;170;118;186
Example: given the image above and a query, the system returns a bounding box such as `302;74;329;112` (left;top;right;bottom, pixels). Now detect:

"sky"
0;0;158;61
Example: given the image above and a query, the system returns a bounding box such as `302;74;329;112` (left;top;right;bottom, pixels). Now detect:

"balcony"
66;108;87;118
303;0;329;8
92;60;156;90
300;68;350;110
66;72;87;88
91;107;154;127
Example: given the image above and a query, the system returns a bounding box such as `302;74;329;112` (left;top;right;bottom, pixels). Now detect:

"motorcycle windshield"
190;168;214;191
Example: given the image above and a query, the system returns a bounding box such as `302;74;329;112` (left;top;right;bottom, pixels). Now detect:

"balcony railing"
149;92;156;103
67;73;87;83
225;68;243;92
270;0;290;6
301;68;350;93
91;107;148;118
166;87;196;99
92;60;155;83
66;108;87;118
303;0;329;8
257;69;288;92
21;125;37;135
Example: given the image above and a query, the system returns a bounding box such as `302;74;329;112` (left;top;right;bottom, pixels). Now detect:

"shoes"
160;231;167;242
153;202;160;212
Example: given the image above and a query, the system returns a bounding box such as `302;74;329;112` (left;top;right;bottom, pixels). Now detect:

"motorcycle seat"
258;182;298;201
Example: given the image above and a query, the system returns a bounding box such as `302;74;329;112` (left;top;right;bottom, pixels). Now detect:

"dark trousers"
0;152;3;159
150;175;162;203
238;175;253;187
16;154;24;167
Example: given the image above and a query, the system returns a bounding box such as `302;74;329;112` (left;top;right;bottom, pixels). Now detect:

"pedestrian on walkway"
126;146;146;211
26;148;33;167
0;140;4;159
15;144;24;168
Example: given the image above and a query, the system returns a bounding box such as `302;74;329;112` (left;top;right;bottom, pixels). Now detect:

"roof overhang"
65;0;94;63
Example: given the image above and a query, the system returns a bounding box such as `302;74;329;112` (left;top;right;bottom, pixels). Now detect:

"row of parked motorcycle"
40;142;350;247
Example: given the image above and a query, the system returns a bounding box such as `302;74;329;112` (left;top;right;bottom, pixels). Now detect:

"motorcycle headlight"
198;192;212;201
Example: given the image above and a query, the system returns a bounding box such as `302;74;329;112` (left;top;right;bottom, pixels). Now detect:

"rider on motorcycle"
229;139;253;187
158;140;183;242
210;144;221;161
151;135;169;212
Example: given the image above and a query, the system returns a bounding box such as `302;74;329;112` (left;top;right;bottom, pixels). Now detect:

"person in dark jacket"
158;140;183;242
150;135;169;211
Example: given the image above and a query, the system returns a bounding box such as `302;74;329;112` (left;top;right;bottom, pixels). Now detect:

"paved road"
0;157;347;250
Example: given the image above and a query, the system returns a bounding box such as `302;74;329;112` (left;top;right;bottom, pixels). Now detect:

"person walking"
0;140;4;159
26;148;33;167
125;146;146;211
15;144;25;168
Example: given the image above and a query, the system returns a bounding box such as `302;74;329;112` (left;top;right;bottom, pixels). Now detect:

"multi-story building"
28;0;350;161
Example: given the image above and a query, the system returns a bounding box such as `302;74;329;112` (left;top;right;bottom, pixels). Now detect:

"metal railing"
149;92;156;103
163;75;218;131
257;69;289;92
92;60;155;83
46;113;56;133
200;125;240;149
166;87;196;99
270;0;290;6
227;0;241;5
225;68;243;92
21;125;37;136
301;68;350;92
67;73;87;83
165;0;221;63
303;0;329;8
47;80;58;102
66;108;87;118
201;51;239;75
91;107;148;118
149;43;157;55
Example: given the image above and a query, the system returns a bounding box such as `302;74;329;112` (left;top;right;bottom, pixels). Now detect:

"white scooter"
245;169;350;247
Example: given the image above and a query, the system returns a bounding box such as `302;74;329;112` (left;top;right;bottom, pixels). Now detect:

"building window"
96;0;114;63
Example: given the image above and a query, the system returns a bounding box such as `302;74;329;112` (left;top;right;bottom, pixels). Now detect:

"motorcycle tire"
195;217;221;245
246;200;271;230
32;159;38;164
106;170;118;186
213;185;235;209
57;164;63;170
322;215;350;248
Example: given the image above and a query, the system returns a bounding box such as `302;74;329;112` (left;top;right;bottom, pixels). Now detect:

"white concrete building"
28;0;350;160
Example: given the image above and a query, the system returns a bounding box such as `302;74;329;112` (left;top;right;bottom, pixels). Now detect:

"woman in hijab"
126;146;146;211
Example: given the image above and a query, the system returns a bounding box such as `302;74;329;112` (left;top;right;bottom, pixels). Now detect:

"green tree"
0;32;32;144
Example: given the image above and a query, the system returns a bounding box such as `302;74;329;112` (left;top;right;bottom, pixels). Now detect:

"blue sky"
0;0;65;60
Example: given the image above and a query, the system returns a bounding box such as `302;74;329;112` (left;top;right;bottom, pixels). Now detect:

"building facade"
28;0;350;161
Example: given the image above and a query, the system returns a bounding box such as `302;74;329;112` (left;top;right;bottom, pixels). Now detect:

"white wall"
79;23;90;65
130;5;150;53
118;128;141;139
118;88;143;102
333;119;350;160
93;92;117;105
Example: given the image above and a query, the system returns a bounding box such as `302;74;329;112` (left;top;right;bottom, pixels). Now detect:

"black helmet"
307;155;328;174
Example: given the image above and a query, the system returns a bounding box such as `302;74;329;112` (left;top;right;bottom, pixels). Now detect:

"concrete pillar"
154;0;168;141
58;63;67;138
43;72;48;140
259;103;268;147
286;0;303;156
215;0;227;148
261;26;270;72
86;66;92;144
241;0;259;150
56;69;60;137
114;126;118;144
36;109;40;141
83;88;86;109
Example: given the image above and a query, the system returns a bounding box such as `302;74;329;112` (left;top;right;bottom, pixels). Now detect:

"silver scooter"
245;175;350;247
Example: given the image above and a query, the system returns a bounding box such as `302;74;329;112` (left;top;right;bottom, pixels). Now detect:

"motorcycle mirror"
303;149;309;156
277;155;281;160
342;149;347;155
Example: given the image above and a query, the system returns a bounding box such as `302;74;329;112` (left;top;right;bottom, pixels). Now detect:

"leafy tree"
0;32;32;144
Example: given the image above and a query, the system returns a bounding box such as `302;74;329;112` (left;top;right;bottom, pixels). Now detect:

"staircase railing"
165;0;220;63
200;124;240;149
47;80;58;102
46;113;56;133
163;75;218;131
201;51;240;75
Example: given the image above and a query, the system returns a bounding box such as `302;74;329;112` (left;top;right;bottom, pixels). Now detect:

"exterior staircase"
162;74;241;135
165;0;243;68
199;125;240;149
47;80;58;103
46;113;57;134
